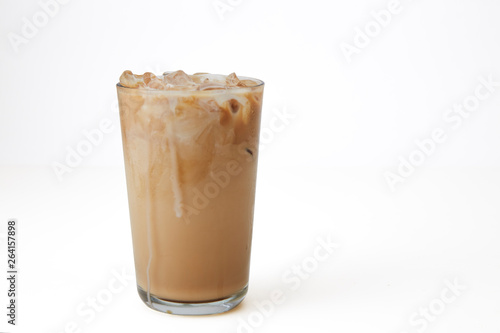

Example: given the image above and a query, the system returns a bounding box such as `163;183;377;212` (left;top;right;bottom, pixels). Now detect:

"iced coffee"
116;70;264;315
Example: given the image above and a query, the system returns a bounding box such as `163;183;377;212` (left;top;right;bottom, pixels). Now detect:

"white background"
1;0;500;332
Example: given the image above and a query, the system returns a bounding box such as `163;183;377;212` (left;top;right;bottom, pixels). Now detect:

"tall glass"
117;73;264;315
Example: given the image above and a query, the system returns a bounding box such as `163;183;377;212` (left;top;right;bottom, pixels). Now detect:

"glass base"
137;285;248;315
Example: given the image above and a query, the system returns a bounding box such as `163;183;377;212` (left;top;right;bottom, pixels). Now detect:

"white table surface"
1;164;499;333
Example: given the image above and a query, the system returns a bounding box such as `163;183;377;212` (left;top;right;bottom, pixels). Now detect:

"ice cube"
164;70;195;87
142;72;166;90
197;82;227;91
226;73;246;87
119;70;140;88
241;79;258;87
190;73;210;84
142;72;155;84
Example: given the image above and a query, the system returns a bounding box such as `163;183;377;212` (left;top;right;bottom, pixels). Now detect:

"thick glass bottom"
137;285;248;315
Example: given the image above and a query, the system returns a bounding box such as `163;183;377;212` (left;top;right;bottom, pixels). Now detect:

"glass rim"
116;74;264;94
